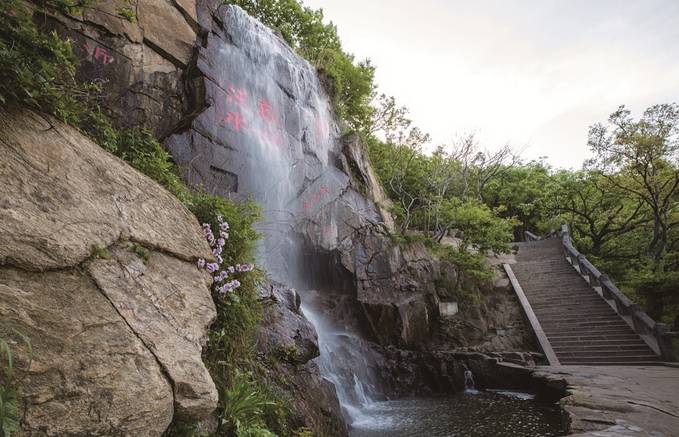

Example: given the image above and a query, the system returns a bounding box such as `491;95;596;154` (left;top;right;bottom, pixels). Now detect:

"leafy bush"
1;331;32;437
435;245;494;285
219;372;277;437
627;271;679;328
0;0;88;122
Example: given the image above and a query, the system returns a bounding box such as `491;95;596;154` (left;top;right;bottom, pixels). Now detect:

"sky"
304;0;679;169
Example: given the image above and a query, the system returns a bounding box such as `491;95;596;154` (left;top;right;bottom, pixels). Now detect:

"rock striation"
0;107;217;435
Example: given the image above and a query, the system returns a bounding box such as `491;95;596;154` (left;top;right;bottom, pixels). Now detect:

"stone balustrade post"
654;323;677;361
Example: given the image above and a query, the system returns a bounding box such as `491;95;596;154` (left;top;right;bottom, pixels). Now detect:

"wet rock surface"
377;349;543;398
0;107;217;435
256;282;347;436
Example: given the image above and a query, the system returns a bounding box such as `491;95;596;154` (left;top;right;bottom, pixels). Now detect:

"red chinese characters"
216;85;248;132
258;99;277;123
226;85;247;106
223;111;246;132
213;85;289;150
302;186;330;210
82;41;115;65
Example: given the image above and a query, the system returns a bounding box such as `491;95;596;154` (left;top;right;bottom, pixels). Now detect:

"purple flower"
217;215;224;223
197;258;206;269
206;263;219;273
217;238;225;247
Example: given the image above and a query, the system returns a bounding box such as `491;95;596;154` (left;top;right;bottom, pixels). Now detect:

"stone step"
526;289;594;295
538;315;623;324
546;329;639;338
540;319;630;327
549;336;644;345
536;309;616;317
558;355;659;364
543;327;633;336
552;344;652;353
531;302;611;310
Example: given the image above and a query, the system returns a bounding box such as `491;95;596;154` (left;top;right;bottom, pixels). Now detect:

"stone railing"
524;230;541;242
553;223;677;362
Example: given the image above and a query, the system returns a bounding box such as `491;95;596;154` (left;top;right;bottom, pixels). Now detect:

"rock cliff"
0;1;540;434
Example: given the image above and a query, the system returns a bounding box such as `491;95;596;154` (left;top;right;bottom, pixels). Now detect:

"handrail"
524;230;541;242
551;223;676;361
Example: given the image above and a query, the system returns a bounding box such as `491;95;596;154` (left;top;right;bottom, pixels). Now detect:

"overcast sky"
304;0;679;169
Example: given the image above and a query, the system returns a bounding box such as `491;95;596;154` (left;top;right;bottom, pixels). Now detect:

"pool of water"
349;391;566;437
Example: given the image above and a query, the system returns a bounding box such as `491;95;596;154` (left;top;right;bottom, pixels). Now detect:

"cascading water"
166;4;380;425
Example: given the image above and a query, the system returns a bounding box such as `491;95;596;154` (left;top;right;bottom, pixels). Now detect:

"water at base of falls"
348;391;566;437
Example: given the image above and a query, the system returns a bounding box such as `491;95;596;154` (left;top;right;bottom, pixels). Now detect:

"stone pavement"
535;365;679;436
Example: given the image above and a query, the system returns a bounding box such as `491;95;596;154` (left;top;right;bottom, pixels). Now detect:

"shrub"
219;372;277;437
0;331;32;437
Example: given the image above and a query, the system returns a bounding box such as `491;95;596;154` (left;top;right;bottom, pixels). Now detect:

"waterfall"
464;368;479;394
166;4;380;424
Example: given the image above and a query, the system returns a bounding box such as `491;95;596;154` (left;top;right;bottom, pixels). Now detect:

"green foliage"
1;331;33;437
587;103;679;271
219;372;277;437
434;244;494;285
482;160;556;239
90;244;111;260
0;0;84;120
436;199;513;253
368;129;514;254
132;244;150;264
225;0;374;131
626;271;679;328
115;1;136;22
116;129;192;204
291;428;313;437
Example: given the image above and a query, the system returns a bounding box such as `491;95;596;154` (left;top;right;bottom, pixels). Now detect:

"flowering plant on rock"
197;215;255;302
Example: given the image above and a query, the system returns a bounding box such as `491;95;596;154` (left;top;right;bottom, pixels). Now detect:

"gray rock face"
433;269;538;353
0;107;217;435
42;0;198;137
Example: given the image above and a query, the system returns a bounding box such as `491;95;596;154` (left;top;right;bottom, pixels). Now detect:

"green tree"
483;160;554;240
436;199;513;253
587;104;679;271
552;171;649;257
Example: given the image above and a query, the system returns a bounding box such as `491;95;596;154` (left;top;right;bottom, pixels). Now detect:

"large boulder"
0;107;218;435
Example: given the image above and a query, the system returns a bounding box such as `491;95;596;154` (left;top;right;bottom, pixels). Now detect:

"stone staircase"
511;239;659;365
